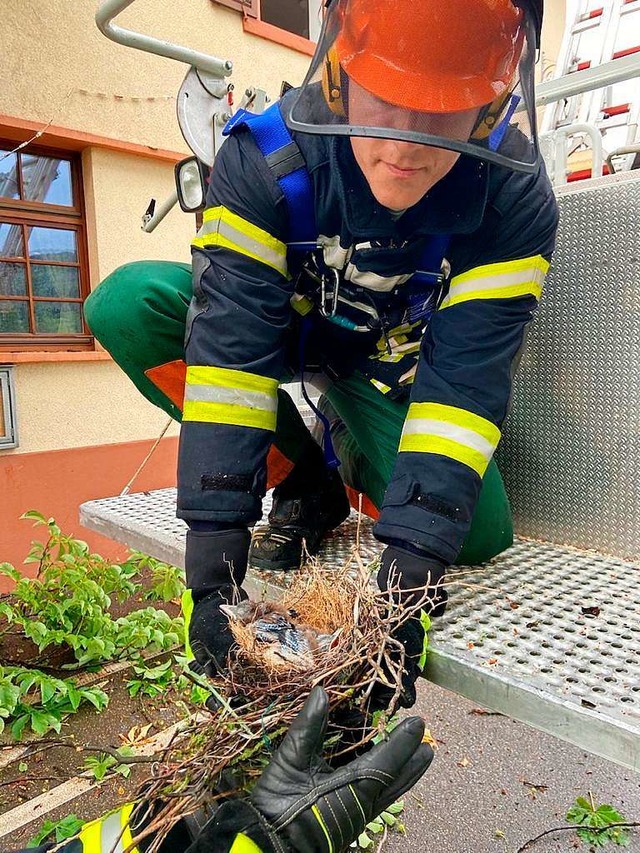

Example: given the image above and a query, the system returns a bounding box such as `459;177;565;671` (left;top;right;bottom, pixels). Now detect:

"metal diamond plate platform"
80;487;640;772
498;170;640;560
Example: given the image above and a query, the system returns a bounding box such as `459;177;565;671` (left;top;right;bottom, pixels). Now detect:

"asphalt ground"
385;681;640;853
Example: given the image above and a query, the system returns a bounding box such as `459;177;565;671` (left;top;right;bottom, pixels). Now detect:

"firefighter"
86;0;558;710
10;688;433;853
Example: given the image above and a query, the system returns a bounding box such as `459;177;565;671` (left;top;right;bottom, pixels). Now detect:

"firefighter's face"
348;80;479;210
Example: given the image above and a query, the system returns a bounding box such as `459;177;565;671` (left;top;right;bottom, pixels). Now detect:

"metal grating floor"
80;488;640;772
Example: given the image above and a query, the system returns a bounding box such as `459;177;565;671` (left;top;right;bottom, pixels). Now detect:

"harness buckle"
319;267;340;318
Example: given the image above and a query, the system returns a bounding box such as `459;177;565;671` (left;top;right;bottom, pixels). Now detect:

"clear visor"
285;0;540;173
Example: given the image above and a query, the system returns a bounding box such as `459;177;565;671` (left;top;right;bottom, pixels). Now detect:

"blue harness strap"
223;105;316;243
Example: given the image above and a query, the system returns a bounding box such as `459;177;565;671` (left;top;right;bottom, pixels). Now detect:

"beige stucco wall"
540;0;568;84
0;0;310;153
83;147;193;280
10;362;180;455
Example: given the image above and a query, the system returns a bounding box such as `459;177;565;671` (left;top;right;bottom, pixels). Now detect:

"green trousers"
85;260;513;565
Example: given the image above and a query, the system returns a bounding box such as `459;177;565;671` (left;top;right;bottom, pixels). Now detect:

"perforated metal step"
80;488;640;772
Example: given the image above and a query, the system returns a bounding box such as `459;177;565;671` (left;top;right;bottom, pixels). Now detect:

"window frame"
0;365;19;448
210;0;320;53
0;140;93;352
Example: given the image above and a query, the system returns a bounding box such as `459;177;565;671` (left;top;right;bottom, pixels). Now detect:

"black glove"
369;546;448;713
184;528;251;677
377;545;448;616
186;686;434;853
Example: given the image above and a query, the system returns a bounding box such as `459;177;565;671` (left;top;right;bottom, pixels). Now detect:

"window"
0;366;18;448
260;0;322;41
213;0;322;45
0;142;92;351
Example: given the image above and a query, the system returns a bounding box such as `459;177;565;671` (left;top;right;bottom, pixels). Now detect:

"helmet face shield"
285;0;540;173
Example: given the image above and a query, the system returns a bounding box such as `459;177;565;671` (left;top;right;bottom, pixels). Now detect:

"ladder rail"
95;0;233;78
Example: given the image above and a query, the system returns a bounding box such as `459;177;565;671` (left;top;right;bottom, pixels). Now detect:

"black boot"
249;447;351;571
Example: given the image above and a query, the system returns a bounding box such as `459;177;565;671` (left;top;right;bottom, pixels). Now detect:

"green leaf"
81;686;109;711
29;709;60;736
0;562;20;581
21;510;47;525
11;713;31;741
357;832;374;849
0;681;21;716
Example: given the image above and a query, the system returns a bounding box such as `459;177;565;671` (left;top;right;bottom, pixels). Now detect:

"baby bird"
220;600;341;670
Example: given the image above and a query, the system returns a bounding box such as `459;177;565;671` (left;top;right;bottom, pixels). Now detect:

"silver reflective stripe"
402;417;496;459
197;219;287;276
184;383;277;414
101;810;127;853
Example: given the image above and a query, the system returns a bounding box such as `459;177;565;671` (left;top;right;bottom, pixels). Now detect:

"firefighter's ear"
322;45;346;117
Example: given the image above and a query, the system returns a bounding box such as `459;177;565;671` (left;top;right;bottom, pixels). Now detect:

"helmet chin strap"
471;90;515;141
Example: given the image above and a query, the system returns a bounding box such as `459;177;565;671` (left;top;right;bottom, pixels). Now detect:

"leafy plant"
27;814;85;847
0;513;185;740
130;551;185;602
350;800;405;849
126;659;175;698
0;665;108;739
567;795;631;847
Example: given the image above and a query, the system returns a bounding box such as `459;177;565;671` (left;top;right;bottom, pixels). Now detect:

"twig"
0;775;66;789
516;822;640;852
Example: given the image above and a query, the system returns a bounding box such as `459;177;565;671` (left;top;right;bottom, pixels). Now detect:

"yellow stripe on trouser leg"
191;205;288;277
440;255;549;309
183;365;278;430
398;402;501;476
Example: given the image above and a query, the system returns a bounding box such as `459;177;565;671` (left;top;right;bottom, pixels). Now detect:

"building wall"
0;0;310;579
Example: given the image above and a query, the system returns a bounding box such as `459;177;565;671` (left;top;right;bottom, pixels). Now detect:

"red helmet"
335;0;526;114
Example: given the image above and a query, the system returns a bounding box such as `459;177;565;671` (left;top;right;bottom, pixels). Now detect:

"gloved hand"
186;686;434;853
183;527;251;677
370;545;448;712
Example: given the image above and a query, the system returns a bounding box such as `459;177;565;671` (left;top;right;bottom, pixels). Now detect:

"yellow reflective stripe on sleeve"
230;832;264;853
183;365;278;431
312;805;334;853
191;205;288;277
418;610;431;672
399;402;501;476
440;255;549;309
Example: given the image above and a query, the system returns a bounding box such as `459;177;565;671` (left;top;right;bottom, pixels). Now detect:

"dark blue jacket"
178;92;558;564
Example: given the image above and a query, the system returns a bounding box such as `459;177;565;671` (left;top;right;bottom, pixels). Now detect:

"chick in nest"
220;600;341;670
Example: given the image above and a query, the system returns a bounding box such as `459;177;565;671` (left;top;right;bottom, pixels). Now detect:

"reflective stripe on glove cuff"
377;545;448;617
185;528;251;598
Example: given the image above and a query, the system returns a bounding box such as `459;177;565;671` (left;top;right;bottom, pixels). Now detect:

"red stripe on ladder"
612;45;640;59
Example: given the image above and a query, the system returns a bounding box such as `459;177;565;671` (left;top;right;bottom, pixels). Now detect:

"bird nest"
129;555;433;852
